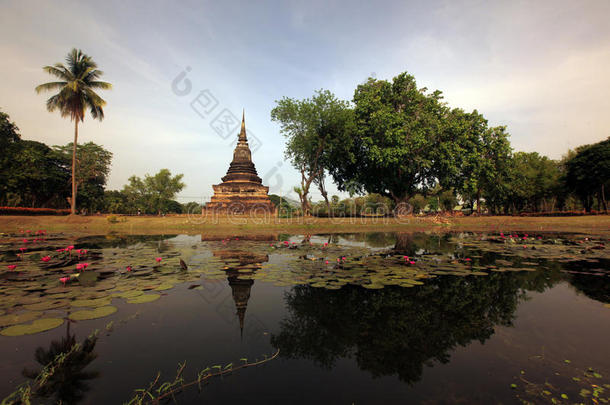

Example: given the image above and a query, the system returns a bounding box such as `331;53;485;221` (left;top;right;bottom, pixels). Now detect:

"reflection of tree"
272;272;557;384
567;274;610;304
392;232;459;256
22;326;99;405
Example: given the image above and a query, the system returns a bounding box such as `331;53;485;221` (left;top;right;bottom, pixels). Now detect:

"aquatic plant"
124;349;280;405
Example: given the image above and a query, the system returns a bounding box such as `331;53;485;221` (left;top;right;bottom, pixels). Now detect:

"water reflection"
22;323;99;404
272;270;559;384
213;249;269;338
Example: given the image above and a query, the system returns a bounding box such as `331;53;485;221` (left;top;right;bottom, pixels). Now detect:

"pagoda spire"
239;109;247;142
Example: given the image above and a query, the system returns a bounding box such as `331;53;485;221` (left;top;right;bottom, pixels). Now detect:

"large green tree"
437;109;512;213
35;48;111;214
3;141;70;207
565;137;610;212
0;109;22;201
271;89;354;215
53;142;113;213
329;73;447;214
122;169;185;214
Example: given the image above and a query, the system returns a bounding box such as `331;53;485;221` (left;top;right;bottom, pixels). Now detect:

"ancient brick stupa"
206;111;275;214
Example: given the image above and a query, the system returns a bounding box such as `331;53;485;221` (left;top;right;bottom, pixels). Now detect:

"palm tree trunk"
71;120;78;215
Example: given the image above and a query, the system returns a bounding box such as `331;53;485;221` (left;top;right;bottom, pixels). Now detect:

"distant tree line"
271;72;609;215
0;109;198;215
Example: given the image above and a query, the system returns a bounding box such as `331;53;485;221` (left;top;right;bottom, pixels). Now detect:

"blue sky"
1;0;609;203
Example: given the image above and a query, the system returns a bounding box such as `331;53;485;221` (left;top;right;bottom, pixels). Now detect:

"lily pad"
71;297;112;308
0;311;42;327
153;283;174;291
126;294;161;304
24;300;68;311
1;318;64;336
69;306;117;321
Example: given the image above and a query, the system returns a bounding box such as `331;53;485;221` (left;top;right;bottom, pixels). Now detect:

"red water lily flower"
126;266;132;272
155;257;162;263
59;276;69;285
8;265;17;271
41;256;51;262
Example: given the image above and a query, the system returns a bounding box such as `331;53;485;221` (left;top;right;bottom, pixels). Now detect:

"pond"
0;231;609;404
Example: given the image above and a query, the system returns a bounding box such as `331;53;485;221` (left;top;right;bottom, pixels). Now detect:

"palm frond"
88;81;112;90
35;81;67;94
45;94;62;112
41;65;70;81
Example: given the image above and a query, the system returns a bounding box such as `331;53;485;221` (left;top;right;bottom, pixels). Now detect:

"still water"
0;232;608;404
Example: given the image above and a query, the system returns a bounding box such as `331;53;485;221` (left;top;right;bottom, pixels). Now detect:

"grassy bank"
0;214;609;237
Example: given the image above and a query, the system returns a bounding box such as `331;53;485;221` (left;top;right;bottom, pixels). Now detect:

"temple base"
206;182;276;215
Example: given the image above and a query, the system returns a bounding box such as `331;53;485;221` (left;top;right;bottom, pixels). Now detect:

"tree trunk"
299;168;315;216
602;184;607;212
391;193;411;217
71;120;78;215
476;189;481;214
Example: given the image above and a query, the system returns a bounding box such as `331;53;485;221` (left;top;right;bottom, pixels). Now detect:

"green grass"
1;214;609;236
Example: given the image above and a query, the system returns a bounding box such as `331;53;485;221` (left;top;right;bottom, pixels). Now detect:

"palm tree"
36;48;111;214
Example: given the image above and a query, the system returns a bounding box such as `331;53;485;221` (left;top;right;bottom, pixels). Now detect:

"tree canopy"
271;89;354;215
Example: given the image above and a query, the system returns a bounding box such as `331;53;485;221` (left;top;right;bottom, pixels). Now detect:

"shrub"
0;207;70;216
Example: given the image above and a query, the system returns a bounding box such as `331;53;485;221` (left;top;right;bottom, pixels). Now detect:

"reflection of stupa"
213;250;269;338
205;112;276;214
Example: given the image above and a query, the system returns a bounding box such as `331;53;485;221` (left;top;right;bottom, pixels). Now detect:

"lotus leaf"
0;311;42;327
126;294;161;304
71;297;112;308
1;317;64;336
69;306;118;321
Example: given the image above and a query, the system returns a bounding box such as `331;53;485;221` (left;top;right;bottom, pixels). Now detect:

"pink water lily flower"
76;263;90;270
325;260;329;264
409;261;416;265
41;256;51;262
56;248;65;252
155;257;162;263
19;247;26;252
126;265;132;272
66;245;74;251
22;238;28;243
59;276;69;285
8;265;17;271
